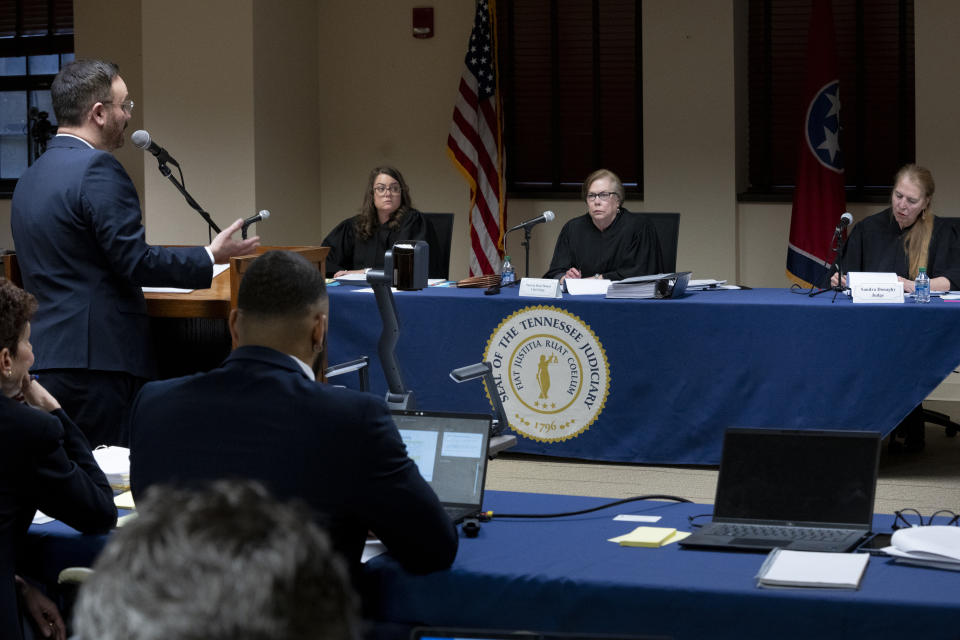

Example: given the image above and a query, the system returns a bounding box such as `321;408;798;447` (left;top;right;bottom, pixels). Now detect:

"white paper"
756;549;869;589
613;514;662;523
32;510;53;525
142;263;229;293
564;278;612;296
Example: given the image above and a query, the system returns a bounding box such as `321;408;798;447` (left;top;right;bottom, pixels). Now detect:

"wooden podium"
145;245;329;318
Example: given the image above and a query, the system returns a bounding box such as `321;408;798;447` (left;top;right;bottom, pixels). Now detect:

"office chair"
422;213;455;280
642;212;680;272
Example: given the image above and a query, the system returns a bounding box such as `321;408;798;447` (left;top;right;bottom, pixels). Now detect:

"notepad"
114;491;136;510
608;526;686;548
755;548;869;589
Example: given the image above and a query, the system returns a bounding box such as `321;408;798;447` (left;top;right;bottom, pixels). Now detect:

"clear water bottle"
500;255;516;286
915;266;930;303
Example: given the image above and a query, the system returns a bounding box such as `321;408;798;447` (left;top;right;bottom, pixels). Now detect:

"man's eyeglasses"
891;508;960;530
373;184;401;195
586;191;617;202
104;100;135;114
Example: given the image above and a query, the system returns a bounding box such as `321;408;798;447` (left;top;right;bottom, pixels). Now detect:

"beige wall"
317;0;475;276
3;0;959;287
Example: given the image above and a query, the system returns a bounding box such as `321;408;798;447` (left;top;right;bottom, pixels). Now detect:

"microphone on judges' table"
507;210;555;233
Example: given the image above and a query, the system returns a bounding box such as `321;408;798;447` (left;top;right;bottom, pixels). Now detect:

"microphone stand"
809;226;846;302
152;160;222;241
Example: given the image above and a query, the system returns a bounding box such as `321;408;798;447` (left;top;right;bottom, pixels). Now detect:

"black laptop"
392;410;491;523
679;428;881;553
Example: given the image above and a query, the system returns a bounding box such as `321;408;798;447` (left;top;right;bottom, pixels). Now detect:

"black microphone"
834;212;853;235
242;210;270;228
131;130;179;167
507;210;555;233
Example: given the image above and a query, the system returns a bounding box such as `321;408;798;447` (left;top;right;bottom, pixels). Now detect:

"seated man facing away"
72;480;360;640
129;250;457;575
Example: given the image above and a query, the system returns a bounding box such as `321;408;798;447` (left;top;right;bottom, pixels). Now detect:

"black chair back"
643;212;680;273
422;213;455;279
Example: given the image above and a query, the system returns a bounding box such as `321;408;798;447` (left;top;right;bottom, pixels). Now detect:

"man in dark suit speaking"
129;250;458;574
10;59;259;447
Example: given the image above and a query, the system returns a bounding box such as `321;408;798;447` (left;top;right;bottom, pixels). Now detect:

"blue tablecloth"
361;490;960;640
327;286;960;464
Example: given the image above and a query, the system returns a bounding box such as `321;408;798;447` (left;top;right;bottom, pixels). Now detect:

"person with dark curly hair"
322;165;427;277
0;278;116;640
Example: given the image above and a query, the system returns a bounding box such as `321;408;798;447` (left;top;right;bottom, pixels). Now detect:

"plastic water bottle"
500;255;516;287
915;266;930;303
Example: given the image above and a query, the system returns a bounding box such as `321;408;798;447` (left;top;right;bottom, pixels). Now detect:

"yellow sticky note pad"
608;526;679;548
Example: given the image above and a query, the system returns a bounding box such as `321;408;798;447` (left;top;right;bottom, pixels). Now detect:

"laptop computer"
679;428;880;552
392;410;491;523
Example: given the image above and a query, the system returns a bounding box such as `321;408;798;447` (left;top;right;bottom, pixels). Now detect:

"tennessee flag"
786;0;846;288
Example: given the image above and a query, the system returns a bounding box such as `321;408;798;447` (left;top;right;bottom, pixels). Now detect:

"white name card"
851;282;904;303
518;277;563;298
848;271;903;304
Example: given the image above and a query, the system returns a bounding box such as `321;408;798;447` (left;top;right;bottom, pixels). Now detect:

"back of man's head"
51;59;119;127
72;480;359;640
238;250;327;319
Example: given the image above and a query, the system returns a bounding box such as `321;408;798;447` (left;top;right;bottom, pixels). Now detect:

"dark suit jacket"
0;396;117;640
129;345;458;574
10;135;213;379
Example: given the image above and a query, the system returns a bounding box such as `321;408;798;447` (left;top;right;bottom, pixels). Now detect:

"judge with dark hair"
129;250;457;575
545;169;663;281
322;165;427;277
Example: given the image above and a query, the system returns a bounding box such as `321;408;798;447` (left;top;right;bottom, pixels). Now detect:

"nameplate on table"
848;271;903;304
518;277;562;298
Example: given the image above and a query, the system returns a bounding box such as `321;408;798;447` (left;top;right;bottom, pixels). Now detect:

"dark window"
0;0;74;197
497;0;642;198
746;0;914;201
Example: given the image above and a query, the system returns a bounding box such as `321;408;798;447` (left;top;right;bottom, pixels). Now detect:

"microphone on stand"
507;210;555;233
833;212;853;236
507;211;556;279
242;210;270;239
131;130;179;167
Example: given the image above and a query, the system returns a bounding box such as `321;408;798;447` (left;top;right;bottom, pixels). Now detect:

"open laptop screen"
392;410;490;507
715;428;880;526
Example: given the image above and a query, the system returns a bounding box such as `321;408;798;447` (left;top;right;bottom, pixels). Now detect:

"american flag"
447;0;505;276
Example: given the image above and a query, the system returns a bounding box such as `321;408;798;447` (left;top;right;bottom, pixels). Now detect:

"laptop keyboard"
711;523;856;541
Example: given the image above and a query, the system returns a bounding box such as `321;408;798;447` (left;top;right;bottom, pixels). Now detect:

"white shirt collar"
56;133;94;149
289;354;316;381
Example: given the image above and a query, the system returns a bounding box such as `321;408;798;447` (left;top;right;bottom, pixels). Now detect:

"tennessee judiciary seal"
483;306;609;442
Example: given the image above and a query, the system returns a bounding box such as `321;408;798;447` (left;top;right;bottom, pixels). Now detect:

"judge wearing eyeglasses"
322;165;427;277
544;169;663;282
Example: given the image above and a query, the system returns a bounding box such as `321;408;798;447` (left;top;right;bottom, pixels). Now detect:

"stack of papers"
755;549;869;589
686;279;727;290
883;526;960;570
605;272;691;299
608;526;690;547
93;445;130;490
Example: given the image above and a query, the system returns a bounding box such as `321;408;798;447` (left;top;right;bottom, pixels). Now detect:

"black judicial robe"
322;208;427;276
839;209;960;289
544;208;663;280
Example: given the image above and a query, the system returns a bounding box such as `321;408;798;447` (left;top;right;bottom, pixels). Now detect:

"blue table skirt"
327;286;960;464
361;491;960;640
